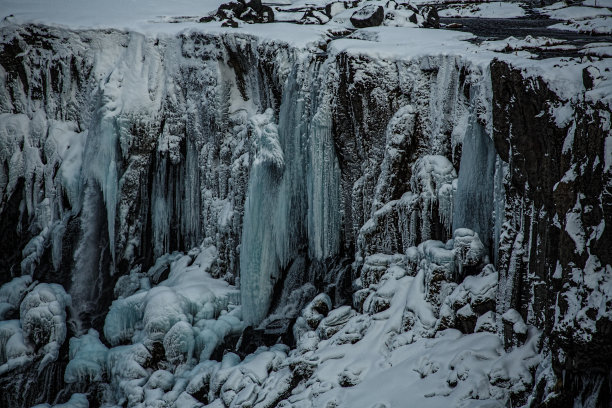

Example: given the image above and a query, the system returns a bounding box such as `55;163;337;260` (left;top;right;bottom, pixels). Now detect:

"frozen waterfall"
452;83;497;254
240;63;341;326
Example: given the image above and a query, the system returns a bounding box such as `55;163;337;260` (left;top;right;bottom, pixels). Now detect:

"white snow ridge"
0;0;611;407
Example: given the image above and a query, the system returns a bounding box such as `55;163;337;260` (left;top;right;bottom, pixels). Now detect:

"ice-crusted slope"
0;13;611;408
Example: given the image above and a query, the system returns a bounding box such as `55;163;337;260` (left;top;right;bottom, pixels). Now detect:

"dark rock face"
0;353;69;407
350;5;385;28
491;59;612;407
0;179;30;285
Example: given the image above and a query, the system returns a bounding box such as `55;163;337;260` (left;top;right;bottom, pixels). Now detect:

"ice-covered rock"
64;329;109;384
20;283;71;360
0;275;32;320
164;321;195;365
452;228;486;278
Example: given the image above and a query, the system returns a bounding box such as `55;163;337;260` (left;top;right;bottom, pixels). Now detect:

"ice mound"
104;245;241;347
63;244;244;406
0;281;71;376
32;393;89;408
64;329;109;384
20;283;71;361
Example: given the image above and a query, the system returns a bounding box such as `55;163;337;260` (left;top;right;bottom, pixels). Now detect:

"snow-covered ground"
540;4;612;19
549;15;612;34
582;41;612;57
583;0;612;6
536;1;612;34
439;2;526;18
0;0;225;32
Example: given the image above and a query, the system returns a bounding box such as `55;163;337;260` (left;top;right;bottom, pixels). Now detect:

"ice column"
452;87;497;251
274;73;309;267
240;109;284;326
307;96;341;260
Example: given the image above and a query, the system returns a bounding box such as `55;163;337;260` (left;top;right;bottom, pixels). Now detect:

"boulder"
317;306;356;339
420;5;439;28
456;304;477;334
299;9;330;24
200;0;274;25
350;5;385;28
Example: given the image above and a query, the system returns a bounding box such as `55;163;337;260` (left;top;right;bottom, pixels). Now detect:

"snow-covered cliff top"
2;3;612;111
1;0;611;107
0;0;222;33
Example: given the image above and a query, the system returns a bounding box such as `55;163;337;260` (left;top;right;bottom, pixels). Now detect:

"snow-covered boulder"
350;5;385;28
317;306;355;340
438;264;499;333
200;0;274;26
475;311;498;334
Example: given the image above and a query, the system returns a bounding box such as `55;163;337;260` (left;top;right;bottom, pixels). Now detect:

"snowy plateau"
0;0;611;407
